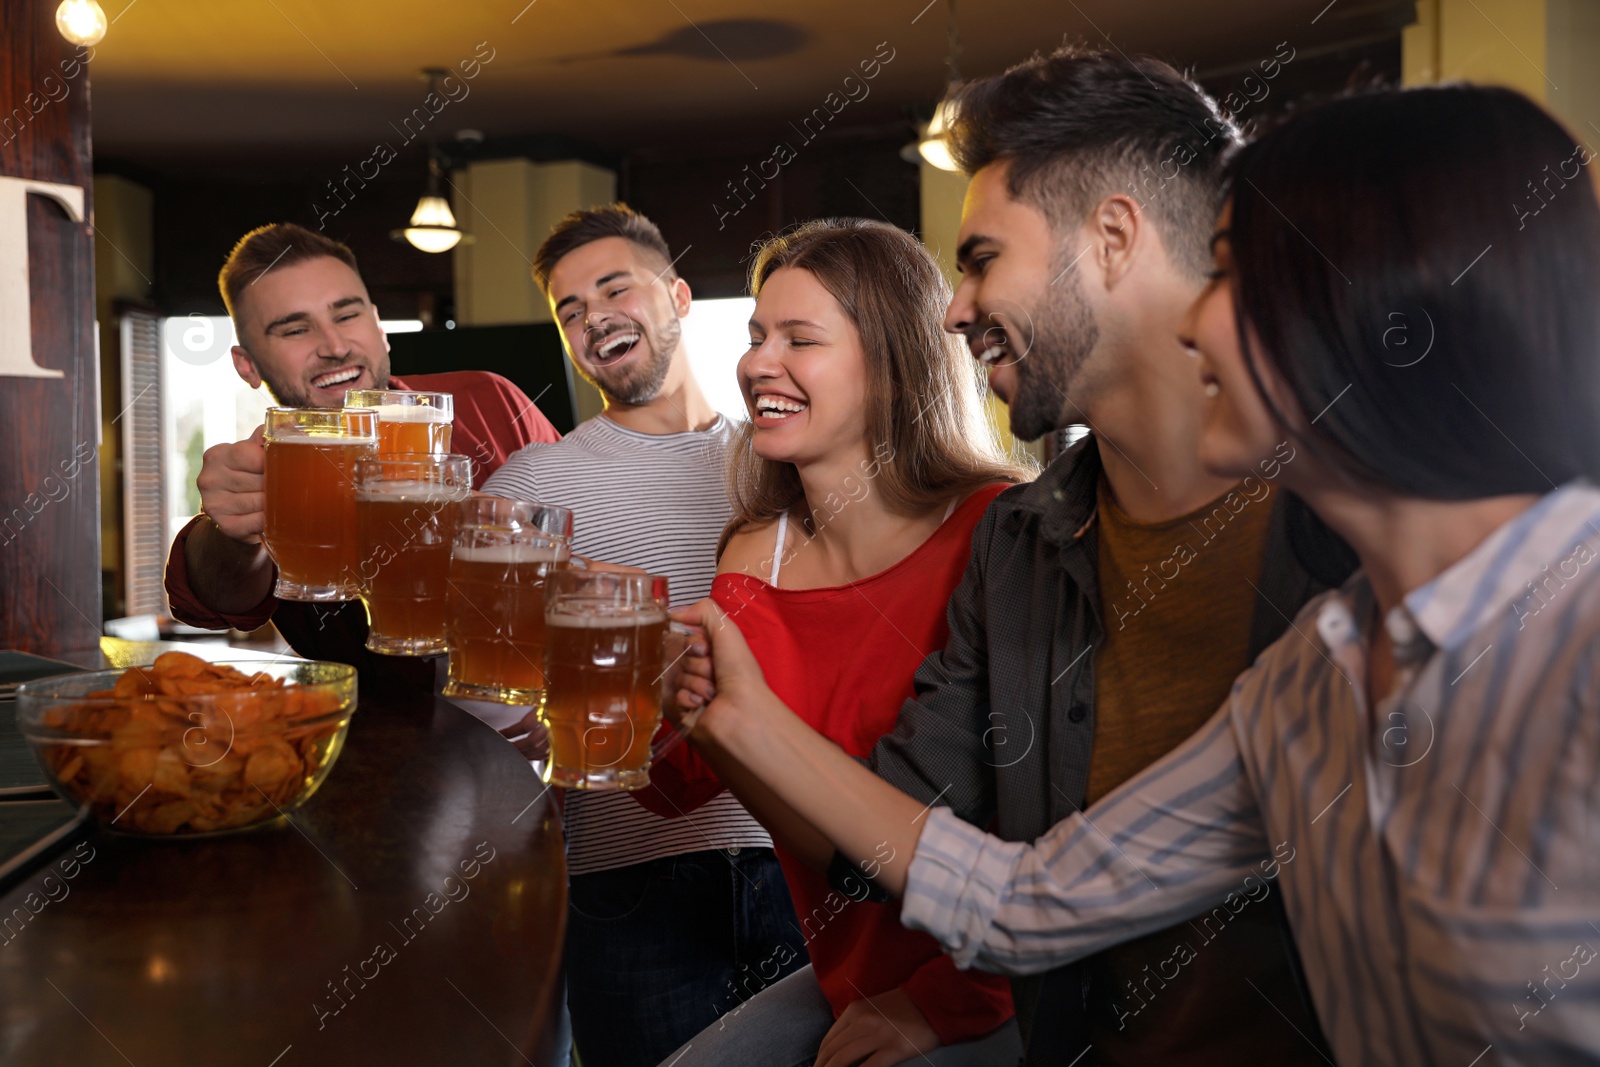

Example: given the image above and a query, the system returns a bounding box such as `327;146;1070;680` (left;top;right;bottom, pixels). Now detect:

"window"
159;316;423;536
680;297;755;423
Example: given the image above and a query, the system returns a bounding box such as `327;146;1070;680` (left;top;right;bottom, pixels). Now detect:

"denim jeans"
565;847;806;1067
659;964;1025;1067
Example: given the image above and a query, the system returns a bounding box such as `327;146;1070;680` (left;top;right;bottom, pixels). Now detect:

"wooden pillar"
0;0;101;655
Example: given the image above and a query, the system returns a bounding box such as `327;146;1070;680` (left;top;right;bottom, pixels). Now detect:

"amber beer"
344;389;453;455
262;407;377;601
445;542;568;699
443;498;575;704
354;454;473;655
540;571;670;791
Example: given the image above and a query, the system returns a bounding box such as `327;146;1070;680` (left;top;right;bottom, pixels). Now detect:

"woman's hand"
668;600;929;895
662;621;713;733
668;599;775;745
815;987;940;1067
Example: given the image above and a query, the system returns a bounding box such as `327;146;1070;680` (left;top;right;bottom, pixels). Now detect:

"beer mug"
344;389;453;455
540;570;687;791
262;407;377;601
443;497;575;704
353;454;474;655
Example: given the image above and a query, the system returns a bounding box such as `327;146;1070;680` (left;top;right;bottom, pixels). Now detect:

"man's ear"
1089;193;1145;289
670;275;693;319
231;346;263;389
373;305;390;353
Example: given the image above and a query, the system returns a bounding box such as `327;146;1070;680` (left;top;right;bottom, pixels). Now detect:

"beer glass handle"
652;622;704;762
650;721;691;762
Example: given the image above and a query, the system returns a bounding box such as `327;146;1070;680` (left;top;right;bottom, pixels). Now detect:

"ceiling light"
917;100;959;171
55;0;107;45
392;70;473;254
904;0;962;172
401;195;464;253
393;159;473;253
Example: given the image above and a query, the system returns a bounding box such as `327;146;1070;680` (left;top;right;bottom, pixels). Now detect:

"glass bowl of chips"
15;652;357;837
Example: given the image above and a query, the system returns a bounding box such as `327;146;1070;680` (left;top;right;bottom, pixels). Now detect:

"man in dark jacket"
849;46;1350;1065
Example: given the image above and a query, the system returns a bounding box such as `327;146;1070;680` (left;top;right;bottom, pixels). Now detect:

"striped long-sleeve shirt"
902;482;1600;1066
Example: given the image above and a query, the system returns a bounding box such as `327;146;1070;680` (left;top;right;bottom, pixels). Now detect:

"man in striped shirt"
487;205;803;1067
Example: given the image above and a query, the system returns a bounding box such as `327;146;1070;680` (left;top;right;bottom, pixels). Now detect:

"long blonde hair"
719;218;1030;556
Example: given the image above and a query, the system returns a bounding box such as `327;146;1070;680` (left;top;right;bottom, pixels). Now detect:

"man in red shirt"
162;223;560;683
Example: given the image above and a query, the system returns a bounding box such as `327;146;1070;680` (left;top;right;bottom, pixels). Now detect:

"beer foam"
546;609;667;628
266;433;377;445
453;543;568;564
376;404;451;423
356;479;469;503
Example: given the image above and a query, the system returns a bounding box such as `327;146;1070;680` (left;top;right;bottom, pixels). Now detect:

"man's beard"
1004;265;1099;442
255;357;387;409
585;317;679;407
259;368;314;408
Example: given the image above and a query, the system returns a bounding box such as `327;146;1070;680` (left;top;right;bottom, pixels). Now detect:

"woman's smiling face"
1181;203;1295;481
740;266;870;468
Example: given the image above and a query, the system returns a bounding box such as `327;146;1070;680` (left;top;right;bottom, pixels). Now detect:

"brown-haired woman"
644;218;1028;1067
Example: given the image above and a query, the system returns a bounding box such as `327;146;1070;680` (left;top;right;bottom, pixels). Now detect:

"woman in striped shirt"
671;85;1600;1065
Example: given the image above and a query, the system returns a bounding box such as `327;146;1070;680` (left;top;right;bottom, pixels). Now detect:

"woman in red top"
648;219;1029;1067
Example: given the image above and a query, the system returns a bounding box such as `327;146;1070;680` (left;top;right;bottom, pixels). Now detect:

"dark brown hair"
533;202;674;294
946;44;1237;277
720;218;1028;555
219;223;359;327
1226;84;1600;496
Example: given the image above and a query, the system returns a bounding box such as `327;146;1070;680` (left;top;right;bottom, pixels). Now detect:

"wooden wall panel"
0;0;102;654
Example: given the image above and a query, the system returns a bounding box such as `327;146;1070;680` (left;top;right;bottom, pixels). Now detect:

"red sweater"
164;370;559;632
643;484;1015;1045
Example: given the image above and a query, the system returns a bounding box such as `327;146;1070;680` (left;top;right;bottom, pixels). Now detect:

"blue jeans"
659;964;1025;1067
565;847;806;1067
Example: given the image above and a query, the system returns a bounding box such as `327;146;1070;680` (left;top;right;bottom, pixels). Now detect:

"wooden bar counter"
0;686;566;1065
